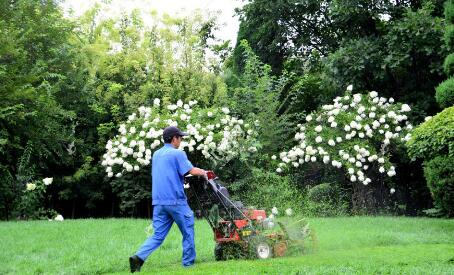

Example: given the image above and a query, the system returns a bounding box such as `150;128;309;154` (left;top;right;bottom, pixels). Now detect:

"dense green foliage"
229;168;303;212
232;0;448;216
407;106;454;160
443;53;454;76
408;106;454;216
436;77;454;108
1;0;453;219
0;0;77;220
424;155;454;216
1;217;454;273
304;183;349;217
437;0;454;108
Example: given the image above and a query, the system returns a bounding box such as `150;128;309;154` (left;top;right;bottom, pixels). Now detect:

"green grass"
1;217;454;274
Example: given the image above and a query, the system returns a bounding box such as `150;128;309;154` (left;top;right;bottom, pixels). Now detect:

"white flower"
387;170;396;177
358;106;365;114
328;139;335;146
26;183;36;191
207;111;213;117
276;168;282;173
285;208;293;216
347;84;353;91
424;116;432;122
221;107;230;114
271;155;277;160
369;91;378;98
315;136;323;143
353;94;362;103
350;175;357;182
315;125;323;132
385;131;393;139
379;167;385;173
271;207;279;215
306;115;312;122
129;127;136;134
323;156;330;164
167;104;177;111
153;98;160;106
390;188;396;194
401;104;411;112
344;125;351;132
54;214;64;221
336;137;343;143
43;177;53;186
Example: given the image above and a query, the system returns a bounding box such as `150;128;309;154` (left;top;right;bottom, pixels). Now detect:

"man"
129;126;207;273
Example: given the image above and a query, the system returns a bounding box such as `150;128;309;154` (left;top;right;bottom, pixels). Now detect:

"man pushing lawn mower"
129;126;306;272
129;126;208;273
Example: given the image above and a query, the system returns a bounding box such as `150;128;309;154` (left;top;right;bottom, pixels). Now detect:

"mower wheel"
249;236;273;259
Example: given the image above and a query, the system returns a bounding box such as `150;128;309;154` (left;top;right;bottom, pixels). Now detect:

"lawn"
1;217;454;274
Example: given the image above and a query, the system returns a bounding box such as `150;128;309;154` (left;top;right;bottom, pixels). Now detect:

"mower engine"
185;171;289;260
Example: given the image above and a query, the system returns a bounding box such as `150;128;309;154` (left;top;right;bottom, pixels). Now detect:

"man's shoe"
129;255;144;273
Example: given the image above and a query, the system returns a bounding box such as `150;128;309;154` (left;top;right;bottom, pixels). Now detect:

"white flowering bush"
20;177;59;220
102;99;259;178
276;87;413;186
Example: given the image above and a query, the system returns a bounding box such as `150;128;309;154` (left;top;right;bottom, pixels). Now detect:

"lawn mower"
184;171;290;260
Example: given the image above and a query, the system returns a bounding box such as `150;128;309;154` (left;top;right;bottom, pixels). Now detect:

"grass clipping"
278;218;318;256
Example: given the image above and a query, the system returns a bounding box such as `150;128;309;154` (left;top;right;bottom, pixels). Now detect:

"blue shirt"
151;144;194;205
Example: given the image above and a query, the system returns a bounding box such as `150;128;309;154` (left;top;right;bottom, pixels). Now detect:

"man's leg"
135;205;173;261
170;204;196;267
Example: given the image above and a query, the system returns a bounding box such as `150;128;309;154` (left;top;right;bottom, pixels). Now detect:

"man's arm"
188;167;207;178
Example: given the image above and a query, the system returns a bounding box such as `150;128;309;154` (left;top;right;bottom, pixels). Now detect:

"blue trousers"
135;204;196;266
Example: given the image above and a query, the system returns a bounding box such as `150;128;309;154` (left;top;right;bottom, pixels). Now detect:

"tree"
276;87;413;211
0;0;79;219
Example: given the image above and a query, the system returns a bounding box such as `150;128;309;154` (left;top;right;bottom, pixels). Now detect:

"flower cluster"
275;87;413;185
102;99;258;178
26;177;53;191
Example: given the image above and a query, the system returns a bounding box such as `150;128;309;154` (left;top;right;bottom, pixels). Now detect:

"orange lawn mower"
184;171;293;260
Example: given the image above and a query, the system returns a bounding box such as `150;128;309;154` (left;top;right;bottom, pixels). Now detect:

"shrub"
407;106;454;160
443;53;454;76
307;183;338;203
303;183;349;217
435;78;454;108
445;24;454;50
102;101;259;178
229;168;303;213
445;0;454;24
276;88;412;185
423;155;454;217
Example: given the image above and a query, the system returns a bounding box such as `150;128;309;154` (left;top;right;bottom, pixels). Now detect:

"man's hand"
189;167;208;180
